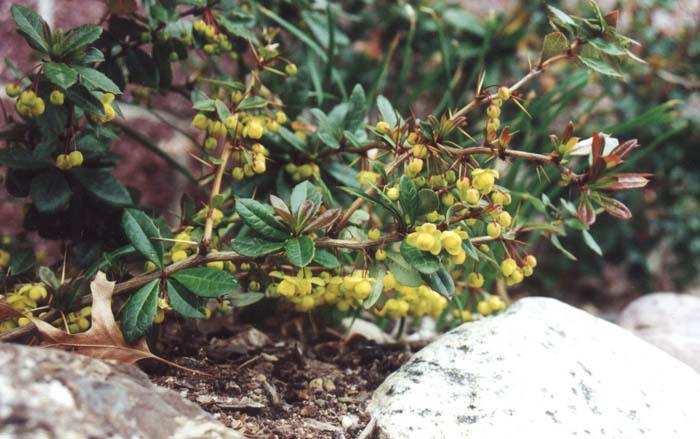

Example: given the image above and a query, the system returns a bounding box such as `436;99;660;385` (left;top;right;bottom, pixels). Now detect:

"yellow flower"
471;168;499;194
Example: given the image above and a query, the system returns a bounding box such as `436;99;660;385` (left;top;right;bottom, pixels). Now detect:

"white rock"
368;297;700;439
618;292;700;372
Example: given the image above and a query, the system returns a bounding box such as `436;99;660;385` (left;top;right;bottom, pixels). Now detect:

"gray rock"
0;342;243;439
618;292;700;372
367;297;700;439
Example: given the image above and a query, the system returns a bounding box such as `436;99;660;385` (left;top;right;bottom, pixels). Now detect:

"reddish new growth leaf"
577;195;597;226
32;272;156;365
607;173;652;191
599;196;632;219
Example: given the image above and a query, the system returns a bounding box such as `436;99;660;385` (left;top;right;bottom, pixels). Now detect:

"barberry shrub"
1;1;650;342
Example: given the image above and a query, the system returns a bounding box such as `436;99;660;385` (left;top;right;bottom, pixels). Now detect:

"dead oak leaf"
0;302;24;320
32;271;157;365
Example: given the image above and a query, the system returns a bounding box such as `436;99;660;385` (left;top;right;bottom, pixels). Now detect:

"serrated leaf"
172;267;240;298
578;55;622;77
399;175;417;225
11;5;49;53
285;236;315;267
43;63;78;89
73;169;132;206
385;252;422;287
231;236;285;257
122;208;164;268
376;95;397;127
400;241;440;274
120;279;159;343
74;66;121;94
166;280;207;318
63;25;103;53
235;199;290;241
30;169;72;213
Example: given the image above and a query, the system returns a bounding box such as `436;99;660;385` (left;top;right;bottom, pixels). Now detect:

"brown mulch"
148;315;423;438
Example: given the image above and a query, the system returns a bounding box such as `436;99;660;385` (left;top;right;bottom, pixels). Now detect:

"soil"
148;315;424;438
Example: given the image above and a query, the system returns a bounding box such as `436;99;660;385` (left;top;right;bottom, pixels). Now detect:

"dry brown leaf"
32;272;157;365
0;302;24;320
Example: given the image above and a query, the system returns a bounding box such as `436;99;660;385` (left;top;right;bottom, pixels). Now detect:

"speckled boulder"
368;297;700;439
0;342;243;439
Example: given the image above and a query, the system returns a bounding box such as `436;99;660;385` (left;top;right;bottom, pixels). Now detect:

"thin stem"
201;140;233;252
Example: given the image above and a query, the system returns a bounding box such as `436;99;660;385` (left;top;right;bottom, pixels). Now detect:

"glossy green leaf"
399;175;418;225
30;169;72;213
376;95;397;127
344;83;366;131
400;240;440;274
416;189;440;216
385;252;422;287
578;56;622;77
120;279;159;343
231;236;285;257
74;66;121;94
313;249;340;268
236;199;289;241
38;266;60;290
172;267;239;298
73;169;132;206
122;208;164;268
11;5;49;53
364;264;385;308
66;84;104;115
166;280;207;318
43;63;78;89
285;236;315;267
63;25;103;53
9;248;35;276
229;292;265;307
290;181;322;215
582;230;603;256
424;266;455;297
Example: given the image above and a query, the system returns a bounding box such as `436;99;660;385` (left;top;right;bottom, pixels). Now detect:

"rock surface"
367;297;700;439
618;292;700;372
0;342;243;439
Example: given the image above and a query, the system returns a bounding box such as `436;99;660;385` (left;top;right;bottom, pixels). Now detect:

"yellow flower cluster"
0;249;10;267
406;223;469;264
14;90;45;117
55;150;84;170
51;306;92;334
231;143;269;180
0;283;48;333
91;93;116;123
358;170;380;186
271;269;376;312
499;254;537;286
374;273;448;319
193;19;234;56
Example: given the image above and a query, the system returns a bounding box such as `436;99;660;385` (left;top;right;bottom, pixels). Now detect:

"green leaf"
278;126;309;153
235;199;290;241
400;241;440;274
425;266;455;297
285;237;315;267
582;230;603;256
120;279;159;342
126;48;159;88
30;169;72;213
122;208;164;268
385;252;422;287
0;148;48;170
166;280;207;318
9;248;35;276
344;83;366;131
73;66;121;94
43;63;78;89
339;186;403;224
578;55;622;77
313;249;340;268
231;236;285;257
236;96;268;111
172;267;239;298
82;47;105;64
443;8;485;36
66;84;104;115
290;181;322;215
541;32;568;62
376;95;397;127
550;235;578;261
214;99;231;121
364;264;385;308
11;5;49;53
38;266;60;290
63;25;103;53
416;189;440;216
399;175;418;225
229;292;265;307
588;38;627;56
547;4;576;28
73;169;132;206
